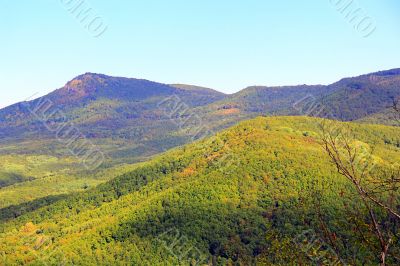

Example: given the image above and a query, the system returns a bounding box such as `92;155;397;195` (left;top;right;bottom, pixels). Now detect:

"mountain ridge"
0;68;399;161
2;67;400;110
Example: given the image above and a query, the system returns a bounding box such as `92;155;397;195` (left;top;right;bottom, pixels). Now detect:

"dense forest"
1;69;400;213
1;116;399;265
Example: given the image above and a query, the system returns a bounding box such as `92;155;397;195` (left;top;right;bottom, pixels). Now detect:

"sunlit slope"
0;116;399;265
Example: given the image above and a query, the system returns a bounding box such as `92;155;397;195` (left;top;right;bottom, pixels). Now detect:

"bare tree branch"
319;120;400;265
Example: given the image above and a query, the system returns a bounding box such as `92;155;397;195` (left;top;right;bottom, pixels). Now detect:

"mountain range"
0;69;399;265
1;69;399;156
0;69;399;206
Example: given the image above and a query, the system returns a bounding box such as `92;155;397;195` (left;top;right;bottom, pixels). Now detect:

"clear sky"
1;0;399;108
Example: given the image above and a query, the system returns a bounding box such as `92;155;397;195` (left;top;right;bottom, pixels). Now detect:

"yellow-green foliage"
0;153;144;209
0;117;399;265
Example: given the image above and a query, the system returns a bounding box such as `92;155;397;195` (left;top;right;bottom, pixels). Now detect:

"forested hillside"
0;69;399;224
1;117;399;265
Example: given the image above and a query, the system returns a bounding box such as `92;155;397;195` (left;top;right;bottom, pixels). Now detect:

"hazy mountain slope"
194;85;333;133
208;84;329;113
170;83;225;98
1;117;399;265
357;107;400;126
1;69;399;145
0;73;226;139
199;69;400;124
0;73;227;169
317;69;400;120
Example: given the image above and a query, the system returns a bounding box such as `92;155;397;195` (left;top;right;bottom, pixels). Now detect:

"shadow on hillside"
0;194;69;222
112;202;269;264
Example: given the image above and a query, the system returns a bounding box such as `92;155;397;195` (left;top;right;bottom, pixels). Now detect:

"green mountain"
0;69;399;215
0;117;399;265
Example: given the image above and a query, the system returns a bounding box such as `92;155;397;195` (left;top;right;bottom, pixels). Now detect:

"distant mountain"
0;69;399;164
316;69;400;120
0;73;225;129
206;84;329;113
195;85;333;130
200;68;400;122
357;107;400;126
170;83;225;97
0;73;227;163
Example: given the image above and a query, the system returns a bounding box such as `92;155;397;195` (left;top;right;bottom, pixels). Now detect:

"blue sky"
1;0;399;108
